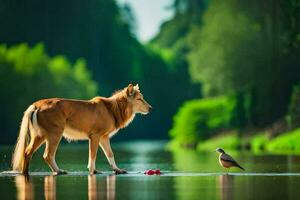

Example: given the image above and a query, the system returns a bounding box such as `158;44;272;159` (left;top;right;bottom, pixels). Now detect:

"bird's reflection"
219;174;234;200
15;174;116;200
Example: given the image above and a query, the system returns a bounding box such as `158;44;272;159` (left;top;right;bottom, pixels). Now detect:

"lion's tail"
12;105;35;172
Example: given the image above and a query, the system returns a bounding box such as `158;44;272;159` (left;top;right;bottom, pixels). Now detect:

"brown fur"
11;84;151;175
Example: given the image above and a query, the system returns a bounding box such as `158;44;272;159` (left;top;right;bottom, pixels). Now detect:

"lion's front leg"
99;136;127;174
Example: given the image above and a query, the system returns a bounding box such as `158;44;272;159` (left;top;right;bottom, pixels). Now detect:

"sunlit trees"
169;95;237;147
187;0;300;125
187;0;261;96
167;0;300;147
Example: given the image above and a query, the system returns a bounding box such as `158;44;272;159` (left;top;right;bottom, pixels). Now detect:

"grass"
250;133;269;152
266;128;300;153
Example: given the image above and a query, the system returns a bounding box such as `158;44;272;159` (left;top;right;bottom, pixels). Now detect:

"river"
1;141;300;199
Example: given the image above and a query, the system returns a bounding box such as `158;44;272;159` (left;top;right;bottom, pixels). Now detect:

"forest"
0;0;300;153
163;0;300;152
0;0;199;143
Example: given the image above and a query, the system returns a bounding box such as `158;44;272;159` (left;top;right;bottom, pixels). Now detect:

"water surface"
1;141;300;199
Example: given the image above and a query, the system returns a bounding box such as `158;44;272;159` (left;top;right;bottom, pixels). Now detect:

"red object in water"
144;169;161;175
147;170;155;175
154;169;161;175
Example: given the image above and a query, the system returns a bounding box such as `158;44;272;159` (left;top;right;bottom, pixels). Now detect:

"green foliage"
187;0;261;96
152;0;207;50
186;0;300;125
165;0;300;151
250;133;269;152
145;44;176;69
0;0;202;142
0;43;97;143
0;0;143;94
122;44;201;141
197;131;241;151
0;0;299;144
267;128;300;153
151;14;192;49
169;95;237;146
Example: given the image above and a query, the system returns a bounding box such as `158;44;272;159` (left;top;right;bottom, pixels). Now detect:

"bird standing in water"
216;148;245;171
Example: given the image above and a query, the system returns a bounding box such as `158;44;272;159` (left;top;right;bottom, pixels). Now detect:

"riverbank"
168;128;300;155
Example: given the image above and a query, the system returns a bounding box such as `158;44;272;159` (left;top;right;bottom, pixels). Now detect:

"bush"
169;95;237;147
0;43;98;143
250;133;269;152
266;128;300;153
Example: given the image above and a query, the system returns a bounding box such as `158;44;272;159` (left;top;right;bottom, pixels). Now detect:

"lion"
11;84;152;175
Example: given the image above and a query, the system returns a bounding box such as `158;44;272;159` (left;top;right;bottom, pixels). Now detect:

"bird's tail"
236;163;245;171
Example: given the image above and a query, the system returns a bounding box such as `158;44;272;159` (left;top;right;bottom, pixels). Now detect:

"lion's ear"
134;84;139;91
126;84;135;97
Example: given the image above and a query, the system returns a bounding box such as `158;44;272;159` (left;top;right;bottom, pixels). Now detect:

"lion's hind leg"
43;131;66;175
88;134;101;175
23;136;45;174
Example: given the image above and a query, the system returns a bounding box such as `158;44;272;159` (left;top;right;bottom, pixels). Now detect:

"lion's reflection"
44;176;56;200
88;175;116;200
15;174;116;200
15;175;33;200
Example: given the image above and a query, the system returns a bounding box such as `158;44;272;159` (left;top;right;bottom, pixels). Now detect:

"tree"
187;0;300;125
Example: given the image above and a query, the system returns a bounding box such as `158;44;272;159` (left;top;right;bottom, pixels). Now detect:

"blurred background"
0;0;300;154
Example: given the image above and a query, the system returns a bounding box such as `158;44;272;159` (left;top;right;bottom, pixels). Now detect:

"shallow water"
1;141;300;199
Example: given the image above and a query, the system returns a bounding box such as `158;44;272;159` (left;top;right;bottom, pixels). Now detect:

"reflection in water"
107;175;116;200
5;142;300;200
15;176;34;200
219;175;234;200
88;175;97;200
15;174;116;200
44;176;56;200
88;175;116;200
15;175;57;200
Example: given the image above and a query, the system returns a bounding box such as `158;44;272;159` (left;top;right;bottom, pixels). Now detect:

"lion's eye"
137;98;142;101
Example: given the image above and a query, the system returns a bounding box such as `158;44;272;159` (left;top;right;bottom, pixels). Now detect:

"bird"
216;148;245;171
